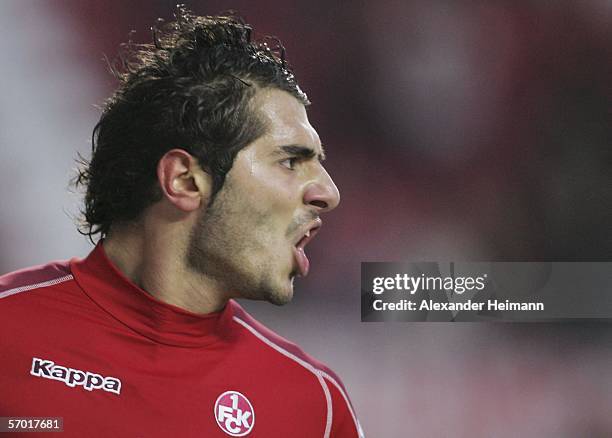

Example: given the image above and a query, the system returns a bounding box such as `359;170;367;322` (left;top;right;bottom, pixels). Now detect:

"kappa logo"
30;357;121;395
214;391;255;436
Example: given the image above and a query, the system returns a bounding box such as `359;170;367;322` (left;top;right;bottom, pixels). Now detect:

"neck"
102;221;229;315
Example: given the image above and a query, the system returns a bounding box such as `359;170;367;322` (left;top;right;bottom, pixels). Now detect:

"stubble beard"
185;185;294;306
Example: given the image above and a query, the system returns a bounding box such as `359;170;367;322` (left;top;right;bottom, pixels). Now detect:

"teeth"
304;230;310;238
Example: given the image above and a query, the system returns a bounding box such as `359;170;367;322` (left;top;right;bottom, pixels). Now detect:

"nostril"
310;200;328;209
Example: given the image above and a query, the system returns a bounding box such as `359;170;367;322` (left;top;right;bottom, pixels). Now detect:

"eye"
280;157;299;170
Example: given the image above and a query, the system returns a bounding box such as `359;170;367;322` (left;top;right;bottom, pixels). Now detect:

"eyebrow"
275;144;326;161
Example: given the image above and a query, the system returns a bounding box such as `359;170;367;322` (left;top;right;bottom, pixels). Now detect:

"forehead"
250;88;322;154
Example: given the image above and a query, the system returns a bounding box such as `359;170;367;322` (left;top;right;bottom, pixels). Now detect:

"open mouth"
292;222;322;277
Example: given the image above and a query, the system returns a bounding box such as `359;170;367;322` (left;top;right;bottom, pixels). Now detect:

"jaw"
263;258;297;305
227;251;296;306
269;286;294;306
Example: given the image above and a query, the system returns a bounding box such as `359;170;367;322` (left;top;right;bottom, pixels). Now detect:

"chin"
264;281;294;306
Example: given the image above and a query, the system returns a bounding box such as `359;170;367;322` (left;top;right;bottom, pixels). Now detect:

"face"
187;88;340;305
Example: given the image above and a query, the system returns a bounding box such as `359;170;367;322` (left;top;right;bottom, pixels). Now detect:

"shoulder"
0;259;74;301
229;301;363;437
230;301;338;377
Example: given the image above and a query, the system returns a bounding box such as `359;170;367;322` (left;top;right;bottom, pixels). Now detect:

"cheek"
246;167;299;211
226;160;302;242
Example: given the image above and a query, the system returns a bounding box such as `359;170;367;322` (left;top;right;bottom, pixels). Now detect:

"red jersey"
0;244;363;437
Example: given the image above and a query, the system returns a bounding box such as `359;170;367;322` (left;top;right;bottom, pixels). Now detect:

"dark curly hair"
75;5;309;241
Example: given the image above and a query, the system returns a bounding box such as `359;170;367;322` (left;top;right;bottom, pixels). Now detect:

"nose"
303;167;340;213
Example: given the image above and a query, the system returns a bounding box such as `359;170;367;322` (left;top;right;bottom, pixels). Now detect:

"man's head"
77;7;339;305
187;88;339;304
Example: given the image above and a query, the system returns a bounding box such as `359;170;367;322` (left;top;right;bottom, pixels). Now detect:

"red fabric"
0;244;360;437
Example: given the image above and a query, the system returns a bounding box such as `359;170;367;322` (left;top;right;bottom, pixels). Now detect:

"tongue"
293;246;310;277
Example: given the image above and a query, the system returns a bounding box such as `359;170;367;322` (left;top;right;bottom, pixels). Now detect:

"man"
0;7;363;437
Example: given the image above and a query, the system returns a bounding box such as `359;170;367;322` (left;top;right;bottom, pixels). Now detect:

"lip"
291;218;322;277
294;218;323;248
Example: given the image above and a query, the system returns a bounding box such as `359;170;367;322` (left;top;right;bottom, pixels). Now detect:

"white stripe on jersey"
0;274;73;300
233;315;360;437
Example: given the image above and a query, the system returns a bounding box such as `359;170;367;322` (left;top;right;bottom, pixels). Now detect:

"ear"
156;149;212;212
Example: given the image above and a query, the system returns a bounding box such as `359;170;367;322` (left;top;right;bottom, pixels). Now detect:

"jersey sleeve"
323;373;365;438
